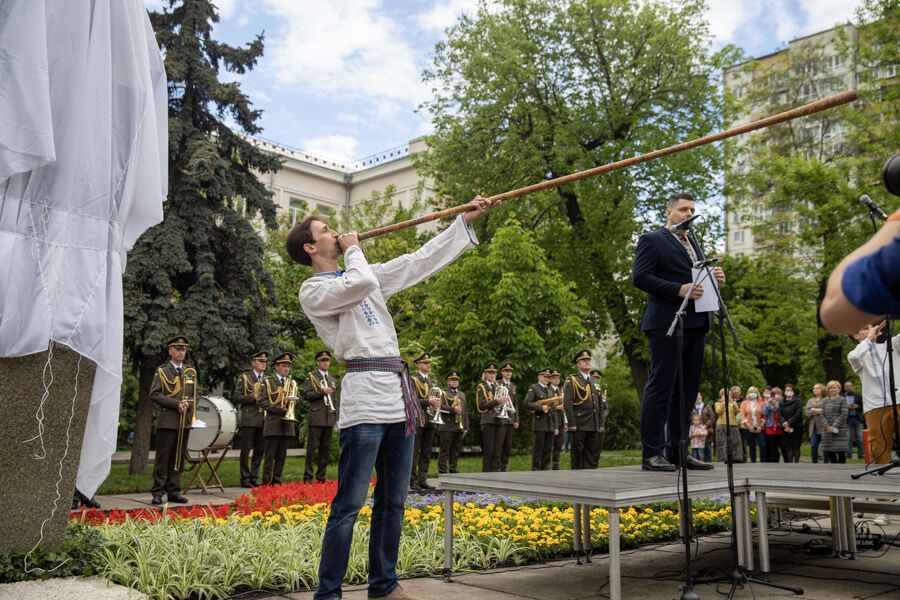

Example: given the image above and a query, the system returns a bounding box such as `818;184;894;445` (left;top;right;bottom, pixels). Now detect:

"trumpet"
446;391;465;431
282;378;300;422
174;367;198;472
321;376;336;413
534;394;564;411
427;386;445;425
495;385;515;420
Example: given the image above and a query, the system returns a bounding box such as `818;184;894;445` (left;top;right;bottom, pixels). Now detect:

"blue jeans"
847;417;864;458
315;422;414;600
810;429;821;463
704;441;713;463
741;429;766;463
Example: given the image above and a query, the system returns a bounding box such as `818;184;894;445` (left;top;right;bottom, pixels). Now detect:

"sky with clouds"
145;0;863;163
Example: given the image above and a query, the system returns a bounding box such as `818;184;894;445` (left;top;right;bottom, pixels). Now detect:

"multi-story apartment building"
249;136;433;227
723;25;859;256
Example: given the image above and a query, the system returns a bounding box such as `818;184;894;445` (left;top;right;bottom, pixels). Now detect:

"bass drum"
187;395;237;451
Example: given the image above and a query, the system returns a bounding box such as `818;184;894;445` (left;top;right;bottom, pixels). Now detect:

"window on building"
316;203;335;217
288;197;306;225
733;230;744;244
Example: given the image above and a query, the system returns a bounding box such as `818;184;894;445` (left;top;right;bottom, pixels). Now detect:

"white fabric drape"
0;0;167;496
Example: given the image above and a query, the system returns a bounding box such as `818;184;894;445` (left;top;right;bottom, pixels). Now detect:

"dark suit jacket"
412;371;440;429
439;388;469;432
150;363;195;430
632;226;710;332
259;375;298;437
525;383;555;432
233;370;265;428
563;373;601;432
304;370;339;428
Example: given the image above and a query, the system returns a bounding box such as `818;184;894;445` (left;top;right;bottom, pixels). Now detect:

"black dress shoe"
151;494;163;506
409;481;422;493
72;494;81;510
683;455;714;470
249;480;260;487
85;496;101;509
419;480;435;490
240;481;253;488
168;493;189;504
642;455;676;472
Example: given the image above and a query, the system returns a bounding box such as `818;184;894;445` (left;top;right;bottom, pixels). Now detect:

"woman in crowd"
715;387;744;463
762;387;787;462
820;379;849;464
779;384;804;462
805;383;827;463
740;385;766;463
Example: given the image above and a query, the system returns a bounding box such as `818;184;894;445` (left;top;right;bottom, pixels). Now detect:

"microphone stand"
665;260;713;600
686;229;802;599
851;208;900;480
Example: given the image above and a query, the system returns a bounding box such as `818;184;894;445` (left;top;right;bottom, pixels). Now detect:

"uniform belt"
344;356;422;436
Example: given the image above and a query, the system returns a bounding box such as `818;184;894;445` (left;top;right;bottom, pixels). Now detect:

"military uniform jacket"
496;380;520;426
259;375;298;437
149;363;195;430
591;380;610;431
411;371;440;429
477;381;501;425
563;372;601;432
525;383;556;432
233;370;266;428
305;370;339;428
439;388;469;432
551;385;566;429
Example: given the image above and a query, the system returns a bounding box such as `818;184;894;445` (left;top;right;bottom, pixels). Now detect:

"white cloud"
259;0;427;119
794;0;857;35
299;134;360;162
212;0;239;20
414;0;480;32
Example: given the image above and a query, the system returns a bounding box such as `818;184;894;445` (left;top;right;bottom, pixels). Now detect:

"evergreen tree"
124;0;281;474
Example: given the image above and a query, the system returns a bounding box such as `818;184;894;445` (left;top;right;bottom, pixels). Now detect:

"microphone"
669;214;701;232
692;257;719;269
859;195;888;220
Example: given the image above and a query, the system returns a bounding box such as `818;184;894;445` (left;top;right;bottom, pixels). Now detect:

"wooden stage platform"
437;464;900;600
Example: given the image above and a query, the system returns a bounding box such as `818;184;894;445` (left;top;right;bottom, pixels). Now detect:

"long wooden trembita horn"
358;90;857;241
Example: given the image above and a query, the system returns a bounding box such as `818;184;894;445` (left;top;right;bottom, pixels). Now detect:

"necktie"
678;233;698;262
176;367;182;376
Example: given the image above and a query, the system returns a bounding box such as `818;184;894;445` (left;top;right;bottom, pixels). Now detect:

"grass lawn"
96;441;867;496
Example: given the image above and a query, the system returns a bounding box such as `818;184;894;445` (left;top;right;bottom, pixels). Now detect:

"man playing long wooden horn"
286;196;491;600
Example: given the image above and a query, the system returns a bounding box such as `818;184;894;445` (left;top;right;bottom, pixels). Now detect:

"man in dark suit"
632;192;725;471
233;350;268;488
304;350;339;483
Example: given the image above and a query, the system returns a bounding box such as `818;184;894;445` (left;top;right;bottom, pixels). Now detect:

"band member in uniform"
437;371;468;474
549;369;566;468
496;361;519;471
304;350;339;484
632;192;723;471
525;368;556;470
233;351;268;488
590;369;610;457
260;352;300;484
149;335;194;505
563;350;602;470
410;352;439;491
477;362;501;472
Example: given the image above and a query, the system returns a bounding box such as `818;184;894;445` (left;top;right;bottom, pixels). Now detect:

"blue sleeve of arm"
632;233;683;300
841;236;900;318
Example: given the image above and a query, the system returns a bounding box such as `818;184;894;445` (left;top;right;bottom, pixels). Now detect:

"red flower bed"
70;480;347;525
233;479;340;514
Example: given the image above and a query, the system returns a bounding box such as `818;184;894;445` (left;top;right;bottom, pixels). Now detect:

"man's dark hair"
285;215;326;266
667;192;695;207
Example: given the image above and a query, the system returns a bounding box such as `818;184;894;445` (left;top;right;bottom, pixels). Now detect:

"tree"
123;0;281;474
419;220;589;450
418;0;740;397
726;10;899;382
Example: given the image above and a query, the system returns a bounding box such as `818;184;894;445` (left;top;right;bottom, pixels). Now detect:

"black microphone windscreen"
883;153;900;197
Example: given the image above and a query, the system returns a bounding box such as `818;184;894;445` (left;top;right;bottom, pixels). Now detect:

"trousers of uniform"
640;327;706;459
263;436;291;484
410;425;434;484
239;425;265;484
305;426;333;483
481;423;500;472
152;428;189;496
571;430;599;469
437;431;464;473
531;430;554;470
496;423;513;471
551;431;564;469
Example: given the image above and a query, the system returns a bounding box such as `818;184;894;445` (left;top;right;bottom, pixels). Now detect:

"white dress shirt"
847;334;900;414
299;215;478;429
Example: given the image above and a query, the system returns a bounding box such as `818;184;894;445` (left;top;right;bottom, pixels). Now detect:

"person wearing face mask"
739;386;766;463
762;387;787;462
805;383;827;463
779;384;804;463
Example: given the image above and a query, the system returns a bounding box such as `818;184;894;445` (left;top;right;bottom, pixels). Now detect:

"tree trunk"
129;354;158;475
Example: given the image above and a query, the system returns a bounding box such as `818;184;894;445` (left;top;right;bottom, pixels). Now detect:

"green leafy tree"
123;0;281;473
418;0;740;397
419;220;588;449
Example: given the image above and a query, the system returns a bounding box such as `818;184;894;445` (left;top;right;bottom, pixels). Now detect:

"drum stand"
184;446;230;493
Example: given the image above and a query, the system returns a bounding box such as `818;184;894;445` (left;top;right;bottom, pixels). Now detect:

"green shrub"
0;525;105;582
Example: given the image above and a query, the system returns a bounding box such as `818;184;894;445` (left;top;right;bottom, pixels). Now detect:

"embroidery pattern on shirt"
360;299;380;326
